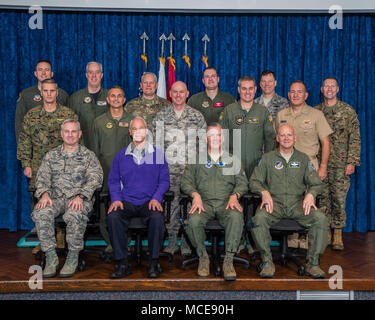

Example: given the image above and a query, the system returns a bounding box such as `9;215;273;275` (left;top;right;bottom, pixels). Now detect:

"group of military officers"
16;59;361;280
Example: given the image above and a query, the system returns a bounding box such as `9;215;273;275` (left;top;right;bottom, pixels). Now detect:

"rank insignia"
205;161;213;168
84;96;92;103
275;161;283;170
289;161;300;168
33;94;42;102
235;115;244;125
202;101;210;108
248;117;259;124
106;122;113;129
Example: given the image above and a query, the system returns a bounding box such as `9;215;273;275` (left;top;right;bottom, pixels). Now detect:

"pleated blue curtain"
0;10;374;232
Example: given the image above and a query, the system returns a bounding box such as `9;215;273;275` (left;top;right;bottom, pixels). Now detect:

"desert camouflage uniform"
31;144;103;252
152;105;207;253
17;104;78;191
315;100;361;228
254;93;289;119
125;95;171;128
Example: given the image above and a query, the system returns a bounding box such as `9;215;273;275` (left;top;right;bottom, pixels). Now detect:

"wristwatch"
231;192;240;200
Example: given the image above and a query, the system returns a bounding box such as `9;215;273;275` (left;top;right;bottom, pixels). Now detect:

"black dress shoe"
147;262;162;278
109;264;132;279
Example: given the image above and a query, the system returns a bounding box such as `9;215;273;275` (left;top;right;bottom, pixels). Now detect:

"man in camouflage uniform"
152;81;207;256
92;86;134;252
187;67;236;124
68;62;109;150
17;79;78;192
315;77;361;250
254;70;289;119
219;76;275;255
250;124;328;279
31;119;103;278
125;72;171;128
181;123;248;280
15;60;69;142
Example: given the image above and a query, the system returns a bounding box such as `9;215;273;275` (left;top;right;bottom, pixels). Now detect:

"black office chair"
34;189;103;272
250;193;322;276
179;193;250;277
100;191;174;264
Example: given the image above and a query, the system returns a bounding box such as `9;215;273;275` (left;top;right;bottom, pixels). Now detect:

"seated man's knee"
313;209;329;228
186;214;205;229
252;209;269;226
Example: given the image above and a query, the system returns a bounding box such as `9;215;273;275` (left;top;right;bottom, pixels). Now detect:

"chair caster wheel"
167;254;173;263
297;268;305;276
249;253;257;262
40;259;46;269
77;261;86;272
256;263;263;273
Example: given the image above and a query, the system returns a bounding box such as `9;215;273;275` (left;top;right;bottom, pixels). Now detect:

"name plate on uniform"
119;122;129;127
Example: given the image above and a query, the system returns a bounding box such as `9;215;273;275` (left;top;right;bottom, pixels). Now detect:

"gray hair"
129;116;147;130
141;72;157;83
61;119;81;131
86;61;103;73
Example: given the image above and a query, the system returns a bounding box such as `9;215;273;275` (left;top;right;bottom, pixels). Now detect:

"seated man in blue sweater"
106;117;170;279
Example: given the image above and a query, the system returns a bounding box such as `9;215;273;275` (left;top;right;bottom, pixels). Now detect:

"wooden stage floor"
1;230;375;293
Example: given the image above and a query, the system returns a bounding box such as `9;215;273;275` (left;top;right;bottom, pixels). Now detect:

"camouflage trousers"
31;197;91;253
185;202;244;257
321;167;351;229
250;201;328;265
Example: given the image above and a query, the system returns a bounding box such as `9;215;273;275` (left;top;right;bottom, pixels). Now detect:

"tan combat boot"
60;251;79;278
287;232;299;248
197;254;210;277
299;235;308;250
223;256;236;281
260;261;275;278
332;228;344;250
56;227;66;249
305;264;326;279
43;250;59;278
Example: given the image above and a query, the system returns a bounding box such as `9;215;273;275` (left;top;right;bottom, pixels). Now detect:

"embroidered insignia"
97;100;107;106
235;115;244;125
275;161;283;170
289;161;300;168
202;101;210;108
118;122;129;128
33;94;42;102
106;122;113;129
84;96;92;103
205;161;213;168
248;117;260;124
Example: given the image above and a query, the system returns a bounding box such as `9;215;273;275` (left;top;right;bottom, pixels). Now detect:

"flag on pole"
167;56;176;102
200;55;208;91
157;57;166;99
138;53;148;96
182;54;191;95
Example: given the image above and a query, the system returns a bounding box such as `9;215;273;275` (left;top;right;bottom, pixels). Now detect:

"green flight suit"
68;87;109;150
188;90;236;125
249;149;328;265
92;110;134;246
181;153;249;257
219;101;275;179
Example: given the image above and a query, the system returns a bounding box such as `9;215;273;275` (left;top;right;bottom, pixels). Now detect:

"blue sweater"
108;144;170;205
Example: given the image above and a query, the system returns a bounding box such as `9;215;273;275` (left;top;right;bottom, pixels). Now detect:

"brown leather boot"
198;255;210;277
223;256;236;281
332;228;344;250
327;228;332;246
32;244;41;255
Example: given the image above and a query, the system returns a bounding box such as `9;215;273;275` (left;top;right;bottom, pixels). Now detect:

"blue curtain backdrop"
0;10;374;232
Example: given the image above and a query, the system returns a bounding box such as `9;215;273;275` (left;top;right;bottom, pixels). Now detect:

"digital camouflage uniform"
68;87;109;150
315;100;361;228
31;144;103;253
254;93;289;120
187;90;236;125
125;95;171;128
249;149;328;265
181;153;248;257
15;85;69;141
92;110;134;245
152;105;207;254
17;104;78;191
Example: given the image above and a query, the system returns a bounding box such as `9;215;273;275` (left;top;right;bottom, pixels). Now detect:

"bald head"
276;124;296;153
170;81;189;109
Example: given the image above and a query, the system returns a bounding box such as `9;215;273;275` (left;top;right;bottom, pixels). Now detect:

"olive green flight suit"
92;110;134;245
68;87;109;150
181;153;249;257
219;101;275;179
249;149;328;265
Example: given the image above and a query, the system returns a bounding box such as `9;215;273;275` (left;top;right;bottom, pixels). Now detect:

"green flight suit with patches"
249;149;328;265
181;153;249;257
219;101;275;179
68;87;109;150
188;90;236;125
92;110;134;246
